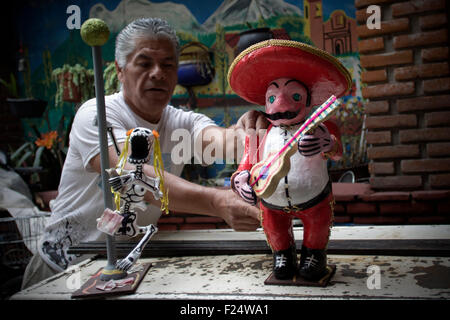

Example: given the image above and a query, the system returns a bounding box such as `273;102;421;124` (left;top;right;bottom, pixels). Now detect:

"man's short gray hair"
115;17;180;68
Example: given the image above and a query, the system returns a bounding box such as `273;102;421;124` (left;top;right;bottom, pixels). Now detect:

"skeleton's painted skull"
128;127;154;164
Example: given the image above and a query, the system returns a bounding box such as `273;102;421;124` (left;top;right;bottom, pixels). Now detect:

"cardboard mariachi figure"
228;40;352;283
97;127;168;271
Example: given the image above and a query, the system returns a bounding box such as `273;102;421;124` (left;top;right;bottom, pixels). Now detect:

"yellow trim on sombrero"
227;39;353;95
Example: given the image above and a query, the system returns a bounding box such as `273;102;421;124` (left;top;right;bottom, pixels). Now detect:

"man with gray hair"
21;17;268;289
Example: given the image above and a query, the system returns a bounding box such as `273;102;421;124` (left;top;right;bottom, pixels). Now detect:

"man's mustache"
260;109;300;121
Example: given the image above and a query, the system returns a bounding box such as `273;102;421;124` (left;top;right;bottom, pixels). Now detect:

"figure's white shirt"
262;125;329;207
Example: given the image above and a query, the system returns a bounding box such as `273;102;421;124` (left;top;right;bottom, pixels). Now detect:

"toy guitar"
249;95;340;199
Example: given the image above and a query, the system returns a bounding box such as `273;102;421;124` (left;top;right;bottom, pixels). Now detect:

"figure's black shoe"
298;245;328;281
273;246;297;280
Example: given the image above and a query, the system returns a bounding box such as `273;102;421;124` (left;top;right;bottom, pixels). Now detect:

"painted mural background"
13;0;367;184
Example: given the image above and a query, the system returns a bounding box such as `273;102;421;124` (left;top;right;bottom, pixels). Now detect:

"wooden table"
11;225;450;301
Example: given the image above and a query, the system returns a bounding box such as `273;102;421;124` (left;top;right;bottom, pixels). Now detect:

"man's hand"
212;188;260;231
230;110;270;164
235;109;270;133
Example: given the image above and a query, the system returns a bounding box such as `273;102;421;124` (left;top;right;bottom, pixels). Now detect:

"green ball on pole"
80;18;110;47
81;18;127;281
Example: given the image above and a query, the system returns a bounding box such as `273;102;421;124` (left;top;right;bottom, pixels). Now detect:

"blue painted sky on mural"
18;0;356;45
17;0;356;72
97;0;356;23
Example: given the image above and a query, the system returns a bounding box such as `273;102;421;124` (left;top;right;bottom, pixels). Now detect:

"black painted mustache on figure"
260;109;300;121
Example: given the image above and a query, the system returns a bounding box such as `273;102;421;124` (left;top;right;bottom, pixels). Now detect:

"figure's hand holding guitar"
231;170;257;205
298;123;334;157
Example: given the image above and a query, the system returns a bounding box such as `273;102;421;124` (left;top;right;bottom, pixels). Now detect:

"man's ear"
115;60;123;83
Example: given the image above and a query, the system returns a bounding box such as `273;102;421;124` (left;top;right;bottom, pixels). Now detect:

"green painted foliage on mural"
52;64;95;108
25;29;117;137
214;23;228;96
177;31;199;47
104;61;120;95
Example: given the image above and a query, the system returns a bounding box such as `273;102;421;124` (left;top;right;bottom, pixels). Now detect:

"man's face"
117;36;178;123
263;77;310;126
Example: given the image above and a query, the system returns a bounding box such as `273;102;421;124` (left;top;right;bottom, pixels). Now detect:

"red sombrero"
228;39;352;106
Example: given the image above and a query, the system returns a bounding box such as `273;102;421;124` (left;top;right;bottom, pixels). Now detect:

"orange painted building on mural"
304;0;358;55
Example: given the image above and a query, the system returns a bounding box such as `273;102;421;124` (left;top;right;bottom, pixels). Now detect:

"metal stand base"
99;265;128;281
72;263;152;298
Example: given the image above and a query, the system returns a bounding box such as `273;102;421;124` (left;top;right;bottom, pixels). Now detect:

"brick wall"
156;183;450;230
332;183;450;225
157;213;229;231
155;183;450;230
356;0;450;191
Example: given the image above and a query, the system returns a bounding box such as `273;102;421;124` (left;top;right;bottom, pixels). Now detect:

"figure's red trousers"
261;193;334;251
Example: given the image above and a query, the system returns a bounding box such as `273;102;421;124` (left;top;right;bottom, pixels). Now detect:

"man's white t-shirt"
39;91;216;272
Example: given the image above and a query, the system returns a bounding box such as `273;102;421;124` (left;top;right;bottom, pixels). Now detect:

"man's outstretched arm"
89;143;260;231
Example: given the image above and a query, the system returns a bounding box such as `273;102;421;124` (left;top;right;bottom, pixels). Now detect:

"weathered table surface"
11;225;450;300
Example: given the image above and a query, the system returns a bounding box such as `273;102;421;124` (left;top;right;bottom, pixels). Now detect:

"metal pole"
91;45;126;280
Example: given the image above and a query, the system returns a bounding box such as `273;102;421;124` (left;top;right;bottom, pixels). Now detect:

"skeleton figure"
105;127;163;271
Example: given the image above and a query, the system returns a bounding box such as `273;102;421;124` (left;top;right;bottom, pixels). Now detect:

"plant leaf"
33;146;45;168
10;142;32;161
17;150;33;167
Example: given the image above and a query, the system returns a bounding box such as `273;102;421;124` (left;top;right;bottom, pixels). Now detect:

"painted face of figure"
263;77;310;126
